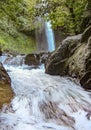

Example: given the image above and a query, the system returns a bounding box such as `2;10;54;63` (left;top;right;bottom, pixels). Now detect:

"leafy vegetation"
0;0;90;53
0;29;36;54
36;0;87;34
0;0;37;54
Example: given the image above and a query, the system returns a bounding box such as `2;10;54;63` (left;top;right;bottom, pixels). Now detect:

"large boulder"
24;54;41;67
45;27;91;90
45;34;82;75
0;62;13;108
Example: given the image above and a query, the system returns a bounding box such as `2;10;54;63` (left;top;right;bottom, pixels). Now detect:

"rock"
80;37;91;89
24;52;51;69
81;25;91;43
0;62;13;108
45;34;82;75
0;47;2;56
39;52;51;64
24;54;41;66
80;71;91;90
45;31;91;90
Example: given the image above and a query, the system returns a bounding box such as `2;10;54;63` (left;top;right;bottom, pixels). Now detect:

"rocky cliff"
45;26;91;90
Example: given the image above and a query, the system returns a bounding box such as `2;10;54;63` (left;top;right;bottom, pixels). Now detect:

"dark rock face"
0;48;2;56
45;34;82;75
0;62;13;108
24;54;41;66
39;52;51;64
80;37;91;89
81;26;91;43
54;27;67;47
24;52;50;67
45;29;91;90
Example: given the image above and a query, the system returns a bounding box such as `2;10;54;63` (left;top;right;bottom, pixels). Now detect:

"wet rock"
24;54;40;66
45;30;91;90
39;52;51;64
45;34;82;75
24;52;51;66
0;62;13;108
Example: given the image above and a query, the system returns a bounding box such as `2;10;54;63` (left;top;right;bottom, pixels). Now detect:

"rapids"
0;55;91;130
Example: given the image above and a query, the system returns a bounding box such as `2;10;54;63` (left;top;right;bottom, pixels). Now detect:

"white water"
45;21;55;52
0;55;91;130
35;18;55;52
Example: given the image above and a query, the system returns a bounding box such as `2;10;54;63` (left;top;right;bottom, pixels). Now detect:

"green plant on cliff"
36;0;87;34
0;0;37;54
0;0;37;31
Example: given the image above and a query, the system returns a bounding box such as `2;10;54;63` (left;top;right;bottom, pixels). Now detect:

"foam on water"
0;56;91;130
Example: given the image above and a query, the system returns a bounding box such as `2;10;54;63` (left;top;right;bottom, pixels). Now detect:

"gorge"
0;26;91;129
0;0;91;130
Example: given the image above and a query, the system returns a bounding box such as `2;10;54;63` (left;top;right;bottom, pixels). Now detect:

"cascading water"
0;55;91;130
45;21;55;52
35;18;49;52
35;17;55;52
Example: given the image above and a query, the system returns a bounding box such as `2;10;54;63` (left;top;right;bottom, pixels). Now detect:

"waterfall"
0;55;91;130
35;18;55;52
35;18;48;52
45;21;55;52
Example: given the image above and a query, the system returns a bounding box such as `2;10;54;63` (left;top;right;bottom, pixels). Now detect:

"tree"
36;0;87;34
0;0;37;35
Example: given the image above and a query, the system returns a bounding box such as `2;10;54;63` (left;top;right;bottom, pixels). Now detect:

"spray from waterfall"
35;17;55;52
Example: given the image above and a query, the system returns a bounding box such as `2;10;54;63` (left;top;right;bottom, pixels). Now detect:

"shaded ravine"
0;55;91;130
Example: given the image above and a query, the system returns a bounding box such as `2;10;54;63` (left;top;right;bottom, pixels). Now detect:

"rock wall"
0;50;2;56
0;62;13;108
45;26;91;90
54;27;68;48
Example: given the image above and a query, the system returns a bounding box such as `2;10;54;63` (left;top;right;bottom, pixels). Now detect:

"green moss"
0;29;36;54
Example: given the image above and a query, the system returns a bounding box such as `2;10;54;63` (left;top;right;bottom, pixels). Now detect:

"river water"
0;55;91;130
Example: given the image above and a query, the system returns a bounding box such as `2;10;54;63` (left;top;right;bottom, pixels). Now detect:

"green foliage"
36;0;87;34
0;0;88;53
0;29;36;54
0;0;37;31
0;0;37;54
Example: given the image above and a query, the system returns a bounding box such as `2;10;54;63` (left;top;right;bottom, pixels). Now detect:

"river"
0;55;91;130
